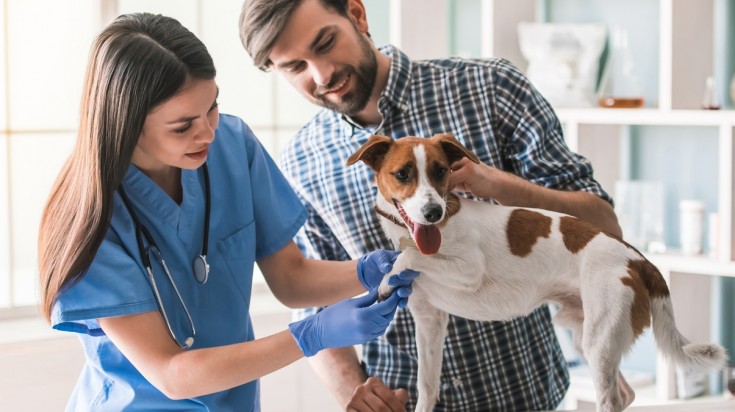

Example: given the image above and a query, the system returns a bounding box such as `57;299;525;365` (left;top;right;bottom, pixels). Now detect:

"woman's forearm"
164;330;303;399
99;312;303;400
257;242;366;308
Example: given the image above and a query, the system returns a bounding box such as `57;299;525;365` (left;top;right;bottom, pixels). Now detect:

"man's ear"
346;0;369;33
347;135;393;171
433;133;480;164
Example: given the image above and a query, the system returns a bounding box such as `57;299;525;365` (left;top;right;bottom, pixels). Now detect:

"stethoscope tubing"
147;246;196;349
116;164;210;349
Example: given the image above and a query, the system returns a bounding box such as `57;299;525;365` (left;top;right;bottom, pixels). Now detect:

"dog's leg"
552;296;585;358
408;287;449;412
581;277;637;412
377;273;396;302
616;371;635;409
585;337;626;412
555;297;640;410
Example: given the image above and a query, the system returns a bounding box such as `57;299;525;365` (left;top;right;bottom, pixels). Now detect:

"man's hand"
449;157;498;199
345;377;409;412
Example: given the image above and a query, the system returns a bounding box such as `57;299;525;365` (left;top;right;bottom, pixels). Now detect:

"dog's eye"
394;169;409;182
435;167;448;179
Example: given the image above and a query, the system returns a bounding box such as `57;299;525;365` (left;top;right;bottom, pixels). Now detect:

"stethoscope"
117;163;211;349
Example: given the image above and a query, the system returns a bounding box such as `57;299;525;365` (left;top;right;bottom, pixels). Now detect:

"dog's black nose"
422;204;443;223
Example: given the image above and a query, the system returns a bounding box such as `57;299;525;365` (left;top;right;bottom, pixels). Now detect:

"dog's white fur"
347;134;728;412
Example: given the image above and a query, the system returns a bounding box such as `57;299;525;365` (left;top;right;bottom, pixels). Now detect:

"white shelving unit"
552;1;735;398
558;107;735;267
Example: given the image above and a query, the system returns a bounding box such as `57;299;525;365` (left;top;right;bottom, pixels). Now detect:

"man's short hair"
239;0;349;71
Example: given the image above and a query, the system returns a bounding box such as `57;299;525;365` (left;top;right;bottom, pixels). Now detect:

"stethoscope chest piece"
193;255;209;284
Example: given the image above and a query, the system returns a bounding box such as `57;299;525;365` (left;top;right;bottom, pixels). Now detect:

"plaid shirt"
278;45;612;411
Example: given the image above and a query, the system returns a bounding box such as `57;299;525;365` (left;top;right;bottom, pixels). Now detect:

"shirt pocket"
215;220;257;300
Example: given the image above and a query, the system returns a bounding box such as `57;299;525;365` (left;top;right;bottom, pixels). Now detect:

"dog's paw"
377;280;395;302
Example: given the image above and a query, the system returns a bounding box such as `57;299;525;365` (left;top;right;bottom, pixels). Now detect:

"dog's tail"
646;261;728;370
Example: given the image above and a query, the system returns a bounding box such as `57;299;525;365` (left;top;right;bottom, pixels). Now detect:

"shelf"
555;108;735;127
644;252;735;278
564;366;733;410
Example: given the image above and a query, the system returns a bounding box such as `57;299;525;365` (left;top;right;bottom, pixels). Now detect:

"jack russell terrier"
347;133;727;412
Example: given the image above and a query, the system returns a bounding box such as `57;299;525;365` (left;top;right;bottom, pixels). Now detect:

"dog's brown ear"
347;135;393;170
433;133;480;164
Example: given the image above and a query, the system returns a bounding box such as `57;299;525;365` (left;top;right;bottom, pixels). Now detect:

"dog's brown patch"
559;216;601;254
374;138;422;204
628;259;669;298
506;209;552;257
620;264;651;337
621;259;670;337
421;138;455;196
431;133;480;164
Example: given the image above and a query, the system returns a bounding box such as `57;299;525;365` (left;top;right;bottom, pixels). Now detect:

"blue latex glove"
356;249;401;291
289;289;406;357
385;269;420;308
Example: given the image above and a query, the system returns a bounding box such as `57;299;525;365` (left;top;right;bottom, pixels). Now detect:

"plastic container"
679;200;705;255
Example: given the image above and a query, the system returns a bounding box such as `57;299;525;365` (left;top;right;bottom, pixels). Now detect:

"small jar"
679;200;705;255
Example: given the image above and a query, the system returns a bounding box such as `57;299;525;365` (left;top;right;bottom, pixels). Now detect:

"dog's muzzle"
395;200;442;255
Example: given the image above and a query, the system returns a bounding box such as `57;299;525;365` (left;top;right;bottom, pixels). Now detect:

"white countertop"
624;398;734;411
559;396;735;412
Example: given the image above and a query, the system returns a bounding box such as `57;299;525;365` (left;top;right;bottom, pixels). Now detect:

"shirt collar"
121;165;200;231
379;45;412;113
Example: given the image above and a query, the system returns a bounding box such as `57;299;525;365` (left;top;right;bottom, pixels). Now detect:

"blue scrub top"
52;114;307;411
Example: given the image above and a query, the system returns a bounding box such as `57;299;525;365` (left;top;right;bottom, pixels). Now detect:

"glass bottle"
702;76;720;110
598;26;645;109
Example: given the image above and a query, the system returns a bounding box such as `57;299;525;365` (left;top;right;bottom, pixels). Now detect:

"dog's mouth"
393;199;442;255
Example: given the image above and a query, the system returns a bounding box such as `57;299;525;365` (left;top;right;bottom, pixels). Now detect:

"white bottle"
679;200;705;255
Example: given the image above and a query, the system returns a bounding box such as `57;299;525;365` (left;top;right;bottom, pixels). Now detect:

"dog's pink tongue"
413;224;441;255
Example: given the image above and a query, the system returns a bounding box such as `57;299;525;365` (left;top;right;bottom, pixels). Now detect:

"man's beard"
312;33;377;116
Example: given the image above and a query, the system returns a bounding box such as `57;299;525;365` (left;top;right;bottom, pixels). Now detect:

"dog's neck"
374;193;462;229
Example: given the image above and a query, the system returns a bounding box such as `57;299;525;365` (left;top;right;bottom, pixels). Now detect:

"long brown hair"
38;13;215;323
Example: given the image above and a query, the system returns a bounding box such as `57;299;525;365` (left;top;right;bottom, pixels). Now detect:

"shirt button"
452;378;463;387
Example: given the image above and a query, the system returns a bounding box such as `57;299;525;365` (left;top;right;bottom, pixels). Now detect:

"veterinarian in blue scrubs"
37;13;416;411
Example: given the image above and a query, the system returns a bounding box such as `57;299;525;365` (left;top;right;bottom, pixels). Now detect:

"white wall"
3;0;101;306
0;0;321;307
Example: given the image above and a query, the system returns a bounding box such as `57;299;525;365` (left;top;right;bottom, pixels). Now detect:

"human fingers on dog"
393;388;409;407
395;285;413;309
372;291;401;318
377;284;414;311
378;249;400;271
449;158;501;199
448;157;475;191
354;292;400;337
357;250;401;291
449;156;473;172
352;290;379;309
379;281;412;309
346;377;407;412
387;269;419;287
